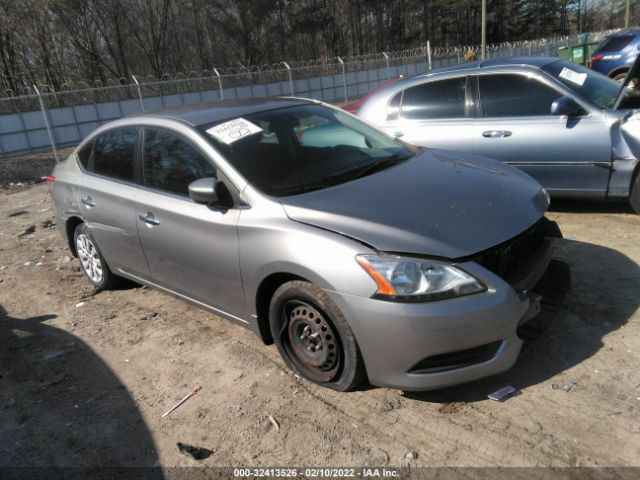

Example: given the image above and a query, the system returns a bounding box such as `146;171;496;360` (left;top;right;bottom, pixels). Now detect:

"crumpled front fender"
610;112;640;198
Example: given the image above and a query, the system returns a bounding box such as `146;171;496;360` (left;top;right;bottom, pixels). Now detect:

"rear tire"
613;72;628;83
269;280;366;391
73;223;118;290
630;171;640;214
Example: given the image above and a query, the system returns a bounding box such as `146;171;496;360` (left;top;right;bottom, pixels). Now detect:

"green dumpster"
557;33;601;65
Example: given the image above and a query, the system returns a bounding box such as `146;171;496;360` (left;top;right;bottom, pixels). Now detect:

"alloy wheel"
76;233;103;284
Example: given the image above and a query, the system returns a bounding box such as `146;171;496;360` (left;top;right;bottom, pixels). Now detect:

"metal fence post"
426;41;432;70
282;62;295;96
528;44;532;56
337;57;347;103
383;52;390;80
33;85;59;162
213;68;224;99
131;75;145;112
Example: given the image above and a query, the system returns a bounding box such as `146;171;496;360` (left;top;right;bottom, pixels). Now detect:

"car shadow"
403;239;639;404
550;198;634;214
0;305;163;479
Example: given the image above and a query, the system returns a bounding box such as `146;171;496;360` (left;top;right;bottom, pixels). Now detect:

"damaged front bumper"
325;218;571;391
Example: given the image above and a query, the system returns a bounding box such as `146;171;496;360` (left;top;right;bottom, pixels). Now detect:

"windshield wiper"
276;153;411;196
348;153;410;181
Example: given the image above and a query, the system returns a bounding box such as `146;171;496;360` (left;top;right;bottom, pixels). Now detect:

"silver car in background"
50;98;569;392
357;57;640;213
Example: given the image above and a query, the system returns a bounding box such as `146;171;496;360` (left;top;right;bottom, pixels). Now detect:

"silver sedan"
357;57;640;213
50;98;569;391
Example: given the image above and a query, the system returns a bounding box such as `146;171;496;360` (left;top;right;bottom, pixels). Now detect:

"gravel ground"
1;183;639;476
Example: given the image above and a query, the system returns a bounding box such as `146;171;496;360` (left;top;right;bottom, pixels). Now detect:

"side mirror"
551;96;586;117
188;177;219;205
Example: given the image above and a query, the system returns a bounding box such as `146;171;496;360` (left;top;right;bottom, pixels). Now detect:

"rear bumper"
326;253;570;391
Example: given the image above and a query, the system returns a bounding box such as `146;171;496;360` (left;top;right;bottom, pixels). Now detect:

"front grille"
408;341;503;374
473;218;556;286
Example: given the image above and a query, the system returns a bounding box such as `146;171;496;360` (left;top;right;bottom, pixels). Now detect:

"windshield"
542;60;622;109
198;104;416;196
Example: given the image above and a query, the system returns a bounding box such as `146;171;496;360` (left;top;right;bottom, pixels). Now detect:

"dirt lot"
1;183;639;475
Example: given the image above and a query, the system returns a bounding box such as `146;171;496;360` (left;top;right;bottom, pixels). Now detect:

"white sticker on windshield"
559;67;587;86
206;117;263;144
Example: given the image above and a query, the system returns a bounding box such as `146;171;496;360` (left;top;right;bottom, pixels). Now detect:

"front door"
134;127;245;319
472;73;612;197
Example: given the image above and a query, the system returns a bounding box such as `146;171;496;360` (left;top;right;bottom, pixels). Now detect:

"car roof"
606;29;640;37
419;56;559;77
140;97;313;127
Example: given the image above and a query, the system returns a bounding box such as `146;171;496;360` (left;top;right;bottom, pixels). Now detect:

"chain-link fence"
0;31;616;187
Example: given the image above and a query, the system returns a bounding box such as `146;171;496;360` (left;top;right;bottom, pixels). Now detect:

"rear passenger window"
479;74;562;117
143;129;216;196
77;143;92;169
92;129;137;181
401;77;467;120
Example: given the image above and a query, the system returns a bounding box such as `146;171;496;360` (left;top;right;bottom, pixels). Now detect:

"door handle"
482;130;512;138
138;212;160;226
81;196;96;207
393;131;405;138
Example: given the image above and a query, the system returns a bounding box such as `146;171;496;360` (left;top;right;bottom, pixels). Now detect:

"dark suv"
590;29;640;82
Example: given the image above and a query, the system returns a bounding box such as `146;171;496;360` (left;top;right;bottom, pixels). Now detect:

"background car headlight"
357;255;486;302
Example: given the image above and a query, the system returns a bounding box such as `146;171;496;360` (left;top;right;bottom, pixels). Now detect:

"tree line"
0;0;637;93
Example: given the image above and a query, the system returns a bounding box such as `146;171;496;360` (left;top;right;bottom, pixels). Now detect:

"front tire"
269;281;366;391
631;171;640;214
73;223;118;290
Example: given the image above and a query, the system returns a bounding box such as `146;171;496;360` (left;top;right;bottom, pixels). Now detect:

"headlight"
357;255;486;302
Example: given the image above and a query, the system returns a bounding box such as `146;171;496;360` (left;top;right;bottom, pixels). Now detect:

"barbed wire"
0;29;621;98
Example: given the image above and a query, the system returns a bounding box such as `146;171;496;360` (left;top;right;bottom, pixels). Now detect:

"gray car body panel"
357;57;640;200
52;98;557;391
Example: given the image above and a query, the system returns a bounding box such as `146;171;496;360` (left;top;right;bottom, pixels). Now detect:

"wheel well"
633;161;640;189
66;216;84;257
609;66;629;78
255;272;306;345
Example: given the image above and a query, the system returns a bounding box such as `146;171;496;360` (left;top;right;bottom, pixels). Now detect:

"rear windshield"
598;34;635;52
198;104;416;197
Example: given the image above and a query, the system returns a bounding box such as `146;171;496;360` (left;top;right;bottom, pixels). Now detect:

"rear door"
471;72;612;197
134;127;246;319
76;128;150;278
379;75;475;153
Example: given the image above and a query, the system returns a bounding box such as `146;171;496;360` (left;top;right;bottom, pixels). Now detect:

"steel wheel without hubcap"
280;300;341;382
76;233;103;284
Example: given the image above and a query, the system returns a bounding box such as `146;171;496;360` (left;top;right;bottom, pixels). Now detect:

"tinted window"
77;142;92;169
599;34;634;52
143;129;216;196
92;129;137;181
401;77;466;119
479;75;562;117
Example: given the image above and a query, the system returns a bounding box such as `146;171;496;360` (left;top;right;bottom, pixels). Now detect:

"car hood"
280;149;549;259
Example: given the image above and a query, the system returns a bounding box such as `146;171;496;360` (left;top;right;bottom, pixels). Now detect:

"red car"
342;76;404;114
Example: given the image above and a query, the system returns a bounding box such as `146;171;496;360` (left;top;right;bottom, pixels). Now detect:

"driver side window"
143;129;216;196
479;74;562;117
